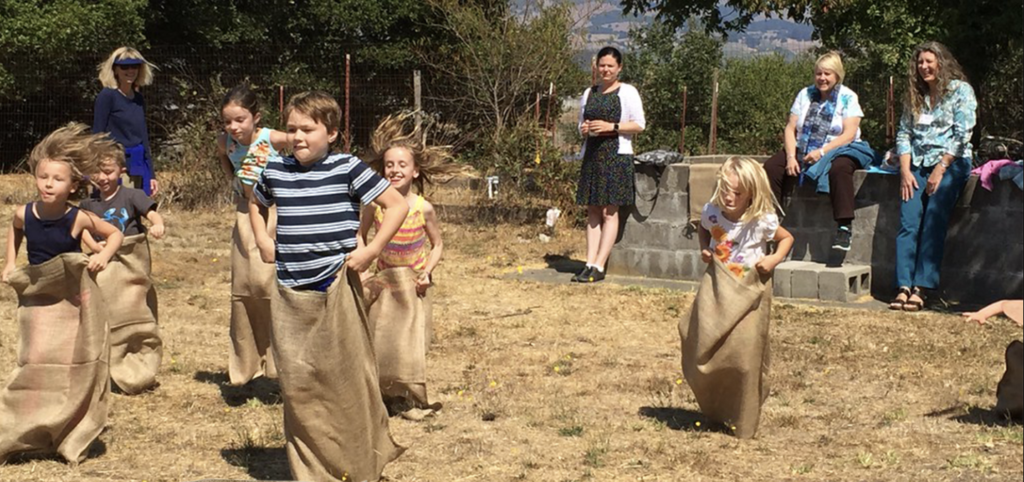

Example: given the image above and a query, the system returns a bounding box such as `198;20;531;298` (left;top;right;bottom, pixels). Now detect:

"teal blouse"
896;79;977;168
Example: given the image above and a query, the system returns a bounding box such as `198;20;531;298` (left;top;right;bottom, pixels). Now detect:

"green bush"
717;54;814;155
463;115;580;221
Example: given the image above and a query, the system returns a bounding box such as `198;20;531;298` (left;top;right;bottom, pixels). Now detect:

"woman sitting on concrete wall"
763;52;864;253
890;41;976;312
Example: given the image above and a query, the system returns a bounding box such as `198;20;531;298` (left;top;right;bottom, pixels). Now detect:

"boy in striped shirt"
249;91;408;289
246;91;408;482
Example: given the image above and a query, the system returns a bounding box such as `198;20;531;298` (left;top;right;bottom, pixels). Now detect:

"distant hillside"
554;0;818;58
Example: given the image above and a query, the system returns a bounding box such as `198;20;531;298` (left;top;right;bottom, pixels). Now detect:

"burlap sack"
680;259;773;439
996;340;1023;419
97;233;162;394
271;269;404;482
229;199;277;386
688;164;719;226
363;267;434;410
0;254;110;464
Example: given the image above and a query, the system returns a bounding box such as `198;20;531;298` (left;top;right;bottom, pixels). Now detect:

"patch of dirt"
0;176;1020;481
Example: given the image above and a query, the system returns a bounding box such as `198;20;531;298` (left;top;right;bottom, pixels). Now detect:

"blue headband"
114;57;145;66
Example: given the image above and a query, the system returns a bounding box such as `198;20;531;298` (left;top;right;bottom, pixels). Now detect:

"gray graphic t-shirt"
80;186;156;237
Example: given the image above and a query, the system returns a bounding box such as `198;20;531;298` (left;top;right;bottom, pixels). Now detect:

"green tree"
621;0;814;36
426;0;583;140
0;0;147;99
624;21;722;155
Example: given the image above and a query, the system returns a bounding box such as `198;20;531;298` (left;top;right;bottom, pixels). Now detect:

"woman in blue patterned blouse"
890;41;977;311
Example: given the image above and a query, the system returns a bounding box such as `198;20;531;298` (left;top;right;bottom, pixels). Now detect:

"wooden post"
413;70;422;112
708;69;719;155
544;82;554;134
679;86;688;154
549;83;558;146
535;92;542;125
413;70;423;130
344;54;351;154
278;85;284;117
886;76;895;147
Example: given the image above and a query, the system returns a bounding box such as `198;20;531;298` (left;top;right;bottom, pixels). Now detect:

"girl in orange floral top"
699;157;794;279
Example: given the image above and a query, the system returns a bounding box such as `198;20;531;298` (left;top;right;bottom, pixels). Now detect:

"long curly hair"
366;112;466;193
905;41;968;117
28;122;119;200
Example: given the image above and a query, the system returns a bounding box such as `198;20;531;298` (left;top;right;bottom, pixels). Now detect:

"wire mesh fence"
0;45;425;170
0;44;947;171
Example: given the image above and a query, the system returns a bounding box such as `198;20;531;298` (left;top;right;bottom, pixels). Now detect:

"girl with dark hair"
574;46;646;283
890;41;977;311
216;85;289;386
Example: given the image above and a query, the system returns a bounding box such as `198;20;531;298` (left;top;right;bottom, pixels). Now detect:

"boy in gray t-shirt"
81;149;166;244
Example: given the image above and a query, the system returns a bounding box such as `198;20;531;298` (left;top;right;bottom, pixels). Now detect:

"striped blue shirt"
254;153;389;288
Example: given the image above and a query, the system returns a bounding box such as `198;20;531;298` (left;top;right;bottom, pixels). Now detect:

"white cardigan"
578;83;646;156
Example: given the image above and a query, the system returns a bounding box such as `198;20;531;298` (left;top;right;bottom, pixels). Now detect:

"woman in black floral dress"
574;47;646;283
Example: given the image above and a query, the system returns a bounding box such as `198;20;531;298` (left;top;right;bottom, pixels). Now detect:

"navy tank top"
25;203;82;265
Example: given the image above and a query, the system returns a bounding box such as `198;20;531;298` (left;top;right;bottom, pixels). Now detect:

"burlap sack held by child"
229;199;277;385
0;254;110;464
97;233;162;394
363;267;435;412
996;340;1023;418
271;269;404;482
680;259;773;439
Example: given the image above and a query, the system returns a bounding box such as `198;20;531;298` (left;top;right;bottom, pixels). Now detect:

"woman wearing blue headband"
93;47;159;196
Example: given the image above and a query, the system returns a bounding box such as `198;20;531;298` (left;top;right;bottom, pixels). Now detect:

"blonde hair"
815;51;845;85
28;123;119;200
904;41;968;117
710;157;781;223
98;143;127;169
367;112;466;193
283;91;341;134
97;47;156;90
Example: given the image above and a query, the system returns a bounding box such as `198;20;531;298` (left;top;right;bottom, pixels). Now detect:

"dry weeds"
0;174;1020;481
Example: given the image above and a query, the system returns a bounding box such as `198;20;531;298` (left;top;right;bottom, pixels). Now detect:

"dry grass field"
0;174;1021;481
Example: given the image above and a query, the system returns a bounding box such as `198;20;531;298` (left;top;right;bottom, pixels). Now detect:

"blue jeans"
895;159;970;290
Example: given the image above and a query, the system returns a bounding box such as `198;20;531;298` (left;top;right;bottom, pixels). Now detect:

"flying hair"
366;111;467;193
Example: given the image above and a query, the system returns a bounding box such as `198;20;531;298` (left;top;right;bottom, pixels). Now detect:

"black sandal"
890;287;911;311
903;287;925;312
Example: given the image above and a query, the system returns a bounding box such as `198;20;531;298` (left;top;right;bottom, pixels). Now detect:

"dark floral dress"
577;86;635;206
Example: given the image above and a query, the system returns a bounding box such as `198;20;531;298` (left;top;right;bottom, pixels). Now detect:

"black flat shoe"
582;268;606;283
572;267;592;283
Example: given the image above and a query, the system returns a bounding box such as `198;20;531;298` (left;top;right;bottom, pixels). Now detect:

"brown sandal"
890;287;911;311
903;287;925;312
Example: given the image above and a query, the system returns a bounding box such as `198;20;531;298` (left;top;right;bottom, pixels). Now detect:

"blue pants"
895;159;970;290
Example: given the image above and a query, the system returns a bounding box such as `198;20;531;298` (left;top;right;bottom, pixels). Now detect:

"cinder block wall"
608;157;1024;304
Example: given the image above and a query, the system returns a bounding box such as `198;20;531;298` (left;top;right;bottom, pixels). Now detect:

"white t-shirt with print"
701;203;779;278
789;85;864;148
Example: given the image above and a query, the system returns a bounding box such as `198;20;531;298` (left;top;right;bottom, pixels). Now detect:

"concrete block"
774;263;793;298
648;192;689;223
790;263;821;300
607;248;640;277
817;264;871;302
665;164;690;191
634;165;663;196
